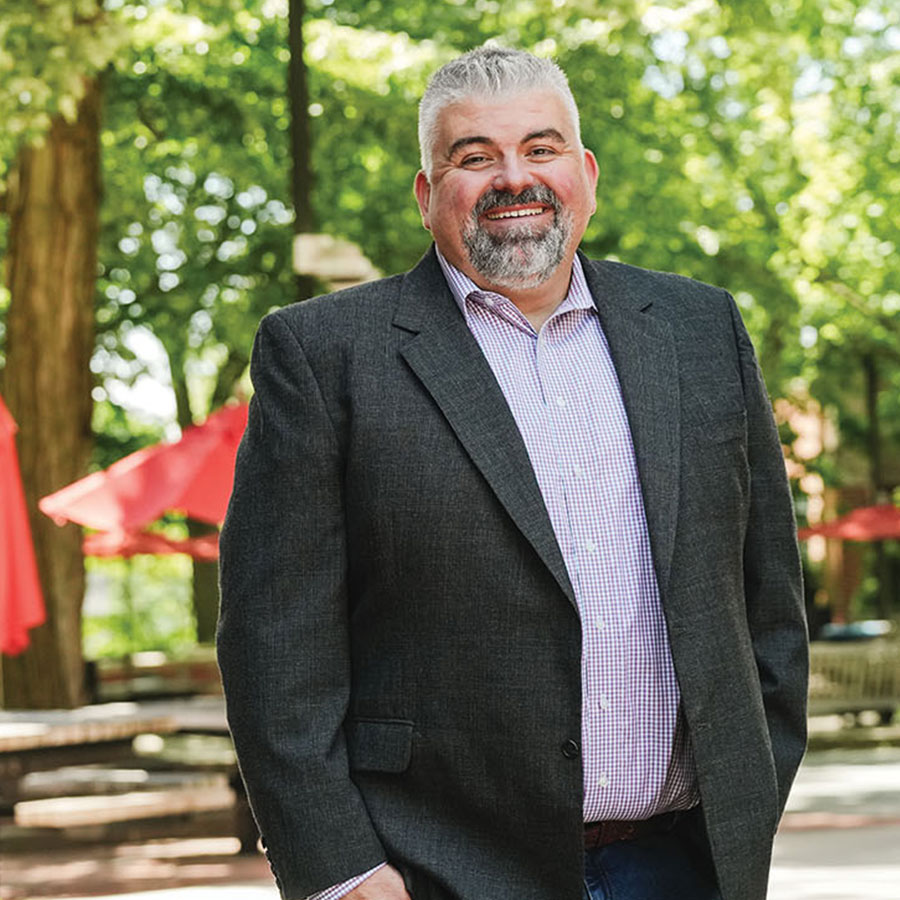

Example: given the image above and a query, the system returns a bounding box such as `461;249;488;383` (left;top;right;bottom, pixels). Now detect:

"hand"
344;864;411;900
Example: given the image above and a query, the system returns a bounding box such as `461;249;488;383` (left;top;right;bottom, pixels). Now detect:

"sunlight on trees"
1;0;897;672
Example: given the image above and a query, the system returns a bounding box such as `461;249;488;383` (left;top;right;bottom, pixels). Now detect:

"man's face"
414;89;599;292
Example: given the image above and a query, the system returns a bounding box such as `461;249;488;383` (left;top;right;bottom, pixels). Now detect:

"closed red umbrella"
0;396;46;655
798;504;900;541
39;403;248;532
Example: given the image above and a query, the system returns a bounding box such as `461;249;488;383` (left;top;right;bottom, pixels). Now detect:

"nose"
492;153;536;195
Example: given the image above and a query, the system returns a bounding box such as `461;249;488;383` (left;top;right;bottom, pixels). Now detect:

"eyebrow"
523;128;567;144
446;128;568;160
447;136;491;158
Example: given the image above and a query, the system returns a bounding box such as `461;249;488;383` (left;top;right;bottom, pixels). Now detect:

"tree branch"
814;272;900;334
136;102;166;141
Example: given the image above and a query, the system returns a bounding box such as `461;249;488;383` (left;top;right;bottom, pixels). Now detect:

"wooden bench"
89;649;223;702
809;640;900;724
15;779;234;828
0;703;177;808
0;697;258;851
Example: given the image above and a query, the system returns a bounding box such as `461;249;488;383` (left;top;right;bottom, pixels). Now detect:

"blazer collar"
393;247;681;604
393;247;577;606
579;253;680;596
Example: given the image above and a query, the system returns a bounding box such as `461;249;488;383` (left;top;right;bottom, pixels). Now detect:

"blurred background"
3;0;898;708
0;1;898;896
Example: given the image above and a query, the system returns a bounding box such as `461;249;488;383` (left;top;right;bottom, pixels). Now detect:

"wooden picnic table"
0;702;178;808
135;695;229;735
0;696;256;850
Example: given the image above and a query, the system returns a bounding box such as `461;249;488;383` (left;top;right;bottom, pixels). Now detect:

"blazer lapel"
394;250;576;606
580;254;680;597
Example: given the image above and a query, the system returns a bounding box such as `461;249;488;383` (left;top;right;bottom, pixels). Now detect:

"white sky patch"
304;20;441;90
640;0;716;33
651;30;689;64
102;326;179;435
854;7;886;31
696;225;720;255
261;0;288;18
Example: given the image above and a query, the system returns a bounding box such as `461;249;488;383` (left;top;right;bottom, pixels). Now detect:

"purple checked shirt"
309;251;699;900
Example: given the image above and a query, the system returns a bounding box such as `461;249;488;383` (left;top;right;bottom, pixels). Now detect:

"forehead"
434;89;576;151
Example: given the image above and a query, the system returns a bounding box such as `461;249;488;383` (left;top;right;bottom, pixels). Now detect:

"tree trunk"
190;352;248;644
862;353;892;620
187;519;220;644
167;363;221;645
289;0;314;236
1;78;102;708
288;0;318;303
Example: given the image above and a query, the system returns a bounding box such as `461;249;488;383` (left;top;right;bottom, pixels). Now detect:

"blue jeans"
582;819;722;900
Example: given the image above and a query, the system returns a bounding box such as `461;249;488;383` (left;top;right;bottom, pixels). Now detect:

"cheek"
547;167;594;209
450;185;480;217
560;187;594;223
555;175;585;202
433;188;476;234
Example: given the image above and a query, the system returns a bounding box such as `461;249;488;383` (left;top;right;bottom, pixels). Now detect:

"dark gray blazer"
217;247;808;900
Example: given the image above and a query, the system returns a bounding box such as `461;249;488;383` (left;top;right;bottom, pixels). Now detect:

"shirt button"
482;297;496;307
584;541;597;554
572;465;584;478
599;773;610;788
594;616;605;631
599;694;610;710
561;739;580;759
555;396;566;408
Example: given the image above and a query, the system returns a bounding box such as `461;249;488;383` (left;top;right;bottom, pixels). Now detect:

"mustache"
472;185;561;218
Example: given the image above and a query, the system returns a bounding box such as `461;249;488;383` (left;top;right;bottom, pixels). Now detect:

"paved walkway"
771;824;900;900
769;745;900;900
3;744;899;900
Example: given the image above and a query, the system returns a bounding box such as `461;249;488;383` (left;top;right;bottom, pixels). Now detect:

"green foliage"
1;0;899;628
91;398;167;468
83;553;195;657
0;0;130;186
93;0;298;425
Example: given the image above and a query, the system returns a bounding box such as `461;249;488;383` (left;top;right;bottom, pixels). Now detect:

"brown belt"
584;811;680;850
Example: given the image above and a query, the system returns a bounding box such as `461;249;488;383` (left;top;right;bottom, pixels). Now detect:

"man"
217;47;807;900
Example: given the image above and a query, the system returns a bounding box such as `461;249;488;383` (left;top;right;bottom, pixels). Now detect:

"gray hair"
418;46;582;179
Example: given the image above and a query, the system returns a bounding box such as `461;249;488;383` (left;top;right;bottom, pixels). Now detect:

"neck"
453;250;577;331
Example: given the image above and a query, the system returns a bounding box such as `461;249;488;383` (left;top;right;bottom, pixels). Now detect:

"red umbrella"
39;403;248;532
0;395;46;655
798;504;900;542
83;530;219;562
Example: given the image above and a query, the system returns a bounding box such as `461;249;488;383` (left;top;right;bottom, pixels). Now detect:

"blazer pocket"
345;718;414;773
683;408;747;444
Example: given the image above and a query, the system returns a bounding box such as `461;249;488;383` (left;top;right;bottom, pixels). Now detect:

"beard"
462;185;573;291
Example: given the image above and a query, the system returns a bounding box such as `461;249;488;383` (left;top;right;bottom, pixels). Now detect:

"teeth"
486;208;545;220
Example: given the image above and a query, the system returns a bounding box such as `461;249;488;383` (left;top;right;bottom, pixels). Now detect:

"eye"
460;153;490;167
528;146;557;159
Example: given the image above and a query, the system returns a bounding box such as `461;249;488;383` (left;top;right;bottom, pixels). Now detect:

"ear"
583;149;600;215
414;170;432;231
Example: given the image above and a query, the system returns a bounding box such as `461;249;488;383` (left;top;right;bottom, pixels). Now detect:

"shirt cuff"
305;862;387;900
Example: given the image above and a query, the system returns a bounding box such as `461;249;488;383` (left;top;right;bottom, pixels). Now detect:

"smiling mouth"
484;206;550;221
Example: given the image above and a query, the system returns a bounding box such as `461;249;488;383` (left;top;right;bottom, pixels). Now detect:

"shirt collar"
435;246;594;321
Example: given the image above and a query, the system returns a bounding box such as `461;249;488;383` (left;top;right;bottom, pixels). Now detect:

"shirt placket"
454;272;693;823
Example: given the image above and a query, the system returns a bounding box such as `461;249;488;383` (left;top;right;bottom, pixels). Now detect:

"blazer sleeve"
727;292;809;815
217;311;386;899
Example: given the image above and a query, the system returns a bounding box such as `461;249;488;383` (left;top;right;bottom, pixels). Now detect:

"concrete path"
771;824;900;900
768;746;900;900
3;745;899;900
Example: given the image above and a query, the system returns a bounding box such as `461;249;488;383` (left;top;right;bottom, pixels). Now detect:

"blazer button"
561;739;580;759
